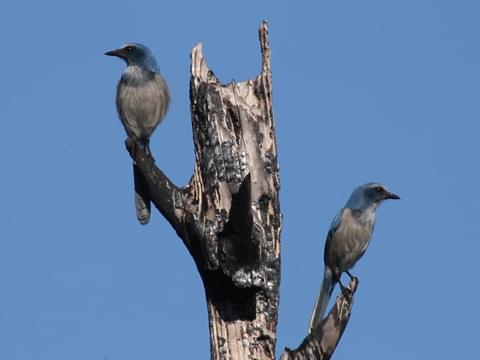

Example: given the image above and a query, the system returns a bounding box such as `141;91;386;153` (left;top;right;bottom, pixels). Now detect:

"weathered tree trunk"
125;21;357;360
186;22;281;360
127;22;280;359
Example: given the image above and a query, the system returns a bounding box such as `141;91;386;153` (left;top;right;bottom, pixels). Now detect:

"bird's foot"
344;272;359;293
346;271;358;283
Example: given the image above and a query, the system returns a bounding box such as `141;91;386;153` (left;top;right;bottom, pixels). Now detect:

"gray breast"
331;208;375;272
116;67;170;140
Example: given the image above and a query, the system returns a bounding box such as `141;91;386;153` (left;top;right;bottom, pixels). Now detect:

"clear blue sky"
1;1;479;359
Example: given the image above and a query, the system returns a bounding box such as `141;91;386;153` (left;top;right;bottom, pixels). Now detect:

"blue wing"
310;208;345;332
327;209;342;239
323;208;344;264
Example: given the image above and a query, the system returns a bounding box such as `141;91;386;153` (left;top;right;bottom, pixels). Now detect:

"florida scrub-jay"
105;43;170;225
308;183;400;333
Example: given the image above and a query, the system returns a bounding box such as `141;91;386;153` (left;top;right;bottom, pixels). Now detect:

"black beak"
387;192;400;200
104;49;121;57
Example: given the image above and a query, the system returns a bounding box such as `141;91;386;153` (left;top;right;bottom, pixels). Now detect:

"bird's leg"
337;272;358;298
346;271;358;283
338;278;351;297
344;271;359;293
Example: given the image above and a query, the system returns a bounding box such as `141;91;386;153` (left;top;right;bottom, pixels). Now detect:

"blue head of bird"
345;183;400;210
105;43;159;73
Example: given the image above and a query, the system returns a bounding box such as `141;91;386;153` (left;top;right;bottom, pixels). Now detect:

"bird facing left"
105;43;170;225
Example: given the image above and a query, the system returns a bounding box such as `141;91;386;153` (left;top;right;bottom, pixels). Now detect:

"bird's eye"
126;46;133;52
375;186;383;193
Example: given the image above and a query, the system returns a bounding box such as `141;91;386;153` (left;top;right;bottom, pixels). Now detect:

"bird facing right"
308;183;400;333
105;43;170;225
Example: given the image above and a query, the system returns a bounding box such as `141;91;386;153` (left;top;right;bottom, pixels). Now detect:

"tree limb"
281;278;358;360
125;139;183;231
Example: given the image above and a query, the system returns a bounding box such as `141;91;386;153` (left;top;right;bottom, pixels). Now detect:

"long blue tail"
308;266;334;333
